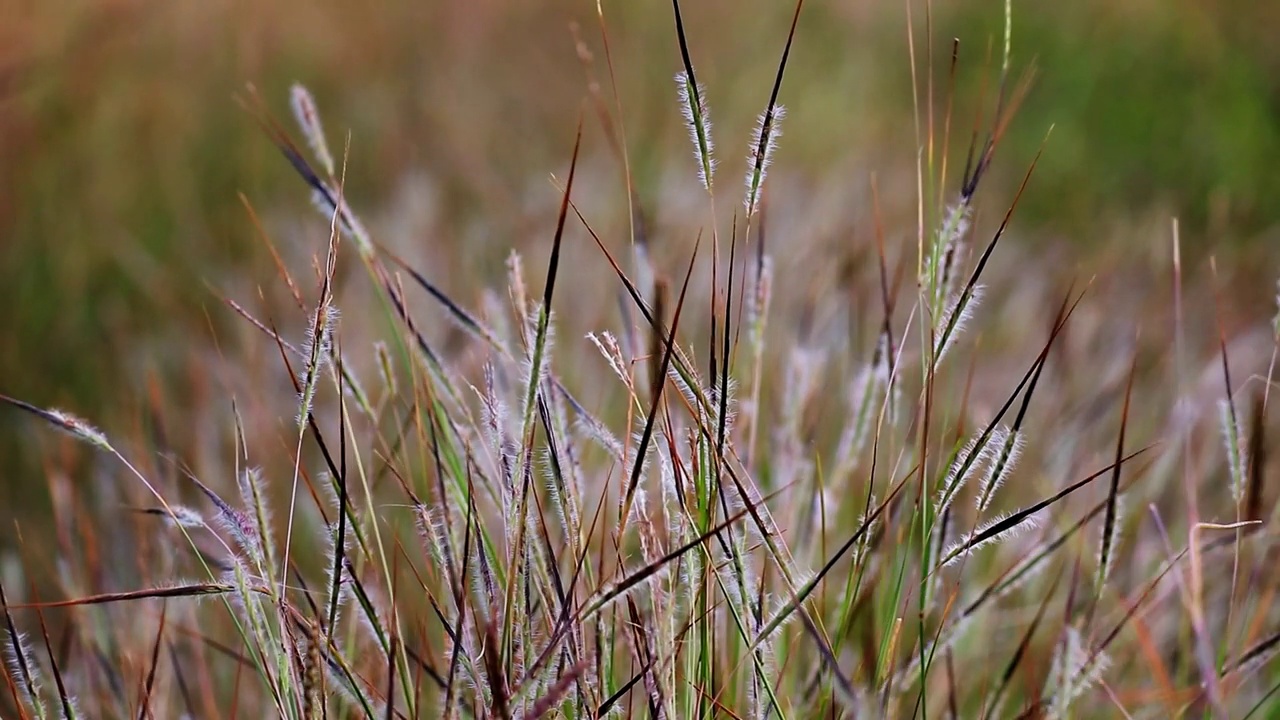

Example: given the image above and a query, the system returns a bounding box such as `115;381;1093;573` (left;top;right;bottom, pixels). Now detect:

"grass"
3;1;1280;718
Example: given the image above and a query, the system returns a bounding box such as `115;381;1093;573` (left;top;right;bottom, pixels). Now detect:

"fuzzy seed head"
941;508;1043;569
1096;494;1126;587
290;84;336;179
926;198;974;310
588;331;629;386
744;105;785;216
976;428;1025;514
45;409;111;451
4;629;44;715
1047;626;1110;719
675;71;716;191
937;427;1007;519
1218;398;1249;503
165;505;206;529
936;283;985;362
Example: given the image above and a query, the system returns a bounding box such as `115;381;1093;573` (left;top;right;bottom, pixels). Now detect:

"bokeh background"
2;0;1279;518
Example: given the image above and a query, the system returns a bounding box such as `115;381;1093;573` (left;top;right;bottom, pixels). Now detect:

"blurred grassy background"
1;0;1278;507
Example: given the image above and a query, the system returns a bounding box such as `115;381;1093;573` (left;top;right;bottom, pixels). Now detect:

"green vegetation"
930;1;1280;237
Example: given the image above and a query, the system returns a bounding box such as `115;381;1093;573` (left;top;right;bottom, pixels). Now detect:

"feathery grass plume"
145;502;204;530
297;619;322;717
850;492;880;568
1045;625;1110;720
618;242;698;539
503;132;580;658
1095;358;1135;593
507;250;530;338
744;0;802;220
45;409;112;452
675;71;716;191
1093;494;1125;588
414;506;455;594
666;358;707;419
938;508;1042;569
478;363;517;490
574;409;625;462
711;360;739;435
0;397;113;452
237;468;277;575
521;304;558;420
1219;397;1249;503
934;283;984;362
935;428;1002;520
587;331;630;387
468;531;498;626
273;82;376;260
539;393;585;543
186;473;263;569
975;428;1024;514
923;197;973;318
32;609;79;720
223;559;270;660
321;520;350;632
3;622;47;719
289;84;336;179
743;106;785;216
296;304;340;427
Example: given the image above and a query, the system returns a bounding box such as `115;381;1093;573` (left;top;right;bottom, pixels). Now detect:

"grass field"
2;0;1280;717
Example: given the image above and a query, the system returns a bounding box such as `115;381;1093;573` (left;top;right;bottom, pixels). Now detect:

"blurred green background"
1;0;1278;500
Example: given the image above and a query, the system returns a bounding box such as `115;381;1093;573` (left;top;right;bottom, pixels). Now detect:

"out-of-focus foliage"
1;0;1276;497
929;0;1280;239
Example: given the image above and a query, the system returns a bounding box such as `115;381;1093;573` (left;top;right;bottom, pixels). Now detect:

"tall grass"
3;2;1280;718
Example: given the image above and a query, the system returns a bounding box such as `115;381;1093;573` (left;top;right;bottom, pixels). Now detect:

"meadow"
1;0;1279;717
